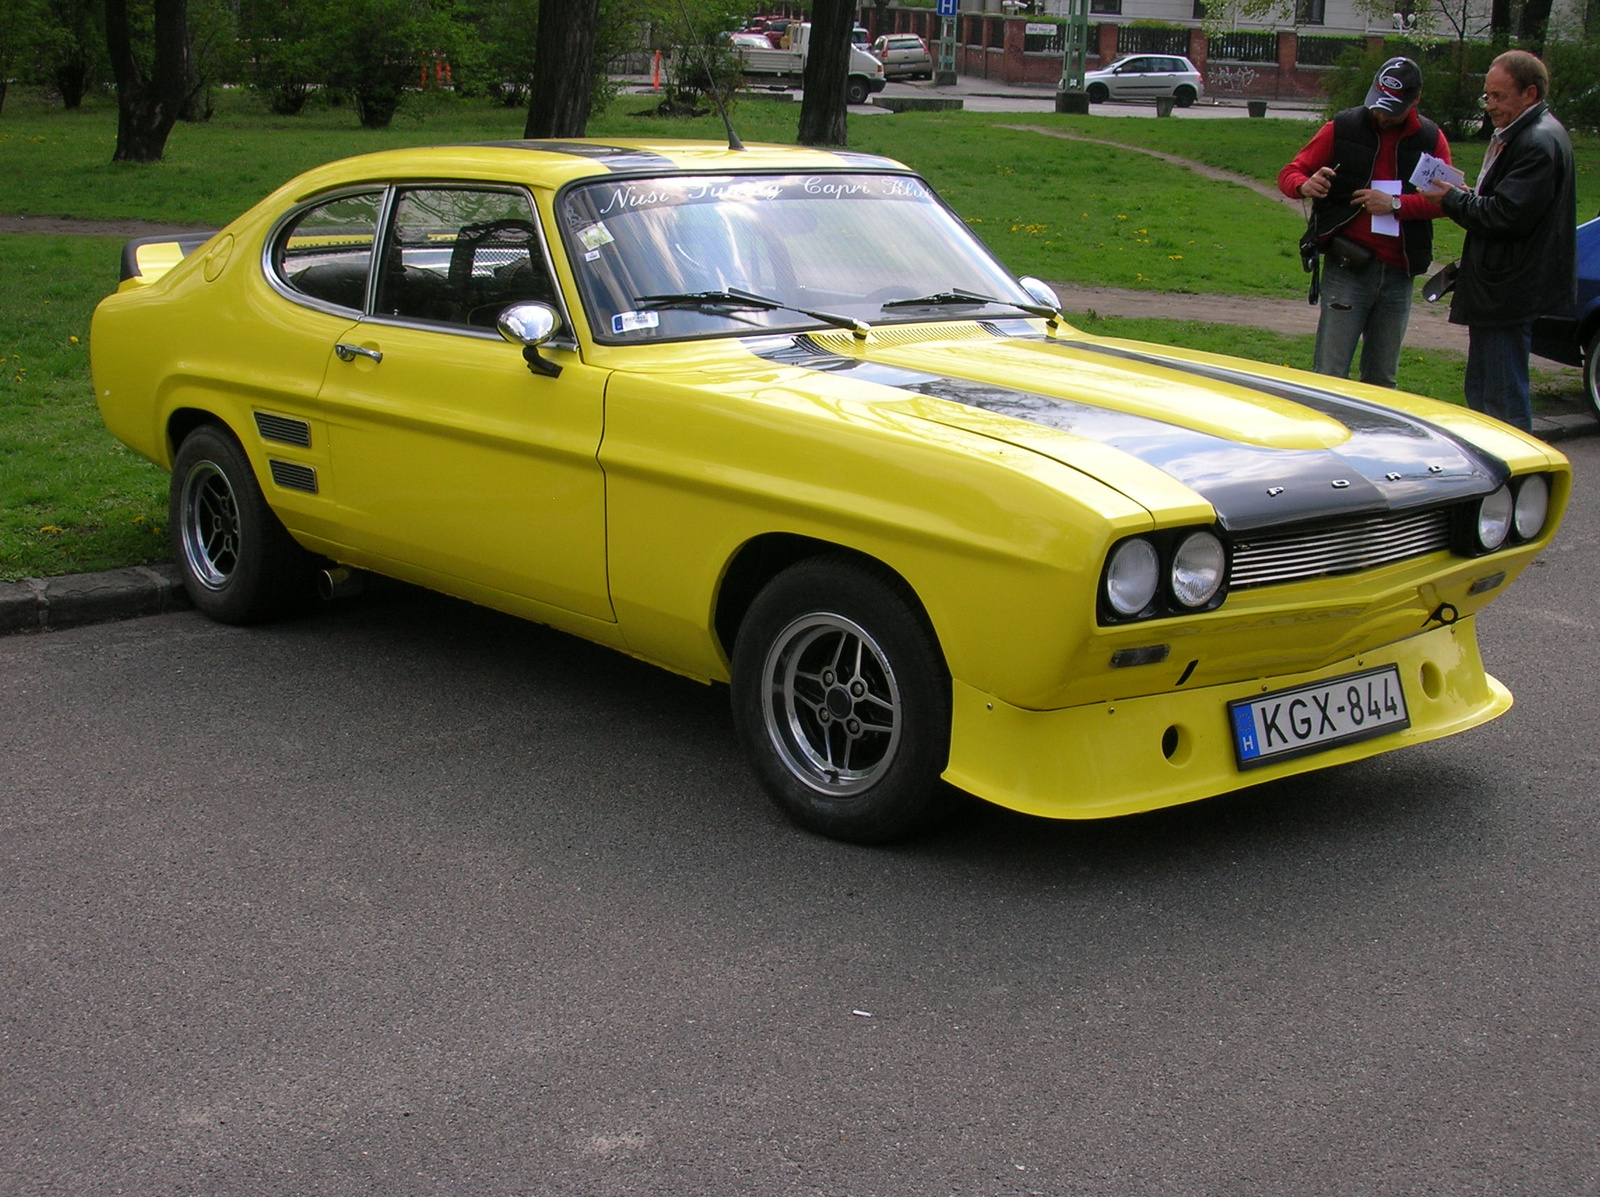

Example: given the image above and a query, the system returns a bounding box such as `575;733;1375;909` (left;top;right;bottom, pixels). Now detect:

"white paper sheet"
1370;179;1401;237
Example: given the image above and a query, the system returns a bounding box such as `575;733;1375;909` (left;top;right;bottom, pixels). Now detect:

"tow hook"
1423;602;1459;628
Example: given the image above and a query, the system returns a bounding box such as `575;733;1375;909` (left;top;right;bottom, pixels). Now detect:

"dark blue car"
1532;215;1600;417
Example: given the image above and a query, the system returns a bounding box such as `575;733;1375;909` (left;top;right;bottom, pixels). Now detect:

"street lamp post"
1054;0;1090;113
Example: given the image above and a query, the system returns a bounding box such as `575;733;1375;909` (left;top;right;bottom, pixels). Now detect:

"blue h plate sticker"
1229;664;1410;770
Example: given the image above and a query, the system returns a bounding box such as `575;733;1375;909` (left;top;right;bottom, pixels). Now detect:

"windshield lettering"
802;177;870;199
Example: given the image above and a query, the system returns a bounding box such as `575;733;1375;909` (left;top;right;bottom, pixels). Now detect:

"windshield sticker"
612;310;660;335
575;174;933;219
577;223;614;250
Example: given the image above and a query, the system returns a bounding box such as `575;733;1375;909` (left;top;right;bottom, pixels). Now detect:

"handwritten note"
1409;153;1465;191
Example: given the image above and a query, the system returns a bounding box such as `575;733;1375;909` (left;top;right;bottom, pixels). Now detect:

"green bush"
1544;36;1600;133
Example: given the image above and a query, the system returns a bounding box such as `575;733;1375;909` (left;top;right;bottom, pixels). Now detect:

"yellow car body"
91;141;1569;841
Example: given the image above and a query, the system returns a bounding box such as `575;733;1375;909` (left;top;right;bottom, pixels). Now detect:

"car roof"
277;141;912;202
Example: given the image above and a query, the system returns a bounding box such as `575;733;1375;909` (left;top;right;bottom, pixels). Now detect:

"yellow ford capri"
92;141;1568;842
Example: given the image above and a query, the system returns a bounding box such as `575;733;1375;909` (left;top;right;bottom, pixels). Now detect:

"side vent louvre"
268;460;318;494
255;411;312;448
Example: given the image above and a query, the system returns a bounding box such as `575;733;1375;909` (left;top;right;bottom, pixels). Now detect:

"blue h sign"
937;0;957;15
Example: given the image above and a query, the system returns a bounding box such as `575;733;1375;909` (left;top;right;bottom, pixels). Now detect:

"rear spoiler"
119;232;219;284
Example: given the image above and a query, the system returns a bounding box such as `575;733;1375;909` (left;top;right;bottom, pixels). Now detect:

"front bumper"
944;616;1507;819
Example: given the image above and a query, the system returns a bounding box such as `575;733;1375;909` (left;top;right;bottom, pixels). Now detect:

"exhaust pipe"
318;567;365;601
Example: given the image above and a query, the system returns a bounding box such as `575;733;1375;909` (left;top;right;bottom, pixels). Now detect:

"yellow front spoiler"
946;616;1507;819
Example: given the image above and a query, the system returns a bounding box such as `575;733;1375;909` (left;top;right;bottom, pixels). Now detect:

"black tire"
1174;85;1196;108
730;555;952;844
169;423;317;624
1584;327;1600;421
846;77;870;105
1086;83;1108;104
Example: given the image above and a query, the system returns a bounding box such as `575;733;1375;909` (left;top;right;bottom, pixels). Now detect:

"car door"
313;184;613;621
252;188;382;546
1110;57;1146;100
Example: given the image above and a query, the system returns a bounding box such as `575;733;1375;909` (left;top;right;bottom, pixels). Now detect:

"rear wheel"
731;556;951;844
1086;83;1108;104
169;423;317;624
1175;85;1197;107
1584;327;1600;421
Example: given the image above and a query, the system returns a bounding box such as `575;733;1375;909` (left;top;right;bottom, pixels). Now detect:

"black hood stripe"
749;334;1507;532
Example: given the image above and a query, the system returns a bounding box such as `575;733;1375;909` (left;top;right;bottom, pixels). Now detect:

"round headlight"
1513;474;1549;540
1106;538;1160;617
1171;531;1226;608
1477;486;1513;550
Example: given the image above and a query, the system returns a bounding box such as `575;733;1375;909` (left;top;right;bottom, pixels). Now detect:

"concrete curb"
0;563;190;636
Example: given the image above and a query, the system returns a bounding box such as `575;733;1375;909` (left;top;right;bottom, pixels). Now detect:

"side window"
276;191;383;312
374;188;559;330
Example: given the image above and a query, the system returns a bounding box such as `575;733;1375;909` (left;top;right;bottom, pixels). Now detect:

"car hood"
744;324;1513;532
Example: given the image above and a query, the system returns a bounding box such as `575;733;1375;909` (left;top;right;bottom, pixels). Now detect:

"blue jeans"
1464;322;1533;432
1313;258;1414;388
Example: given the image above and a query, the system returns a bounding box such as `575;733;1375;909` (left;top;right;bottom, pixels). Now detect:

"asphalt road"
4;440;1598;1196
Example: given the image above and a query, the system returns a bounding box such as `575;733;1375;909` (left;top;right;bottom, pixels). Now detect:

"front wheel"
846;76;870;105
1584;327;1600;421
1174;85;1197;108
169;423;317;624
731;556;952;843
1086;83;1108;104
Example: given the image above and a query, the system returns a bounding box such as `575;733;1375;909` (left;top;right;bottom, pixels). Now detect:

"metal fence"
1116;26;1190;56
1295;34;1363;65
1206;30;1277;62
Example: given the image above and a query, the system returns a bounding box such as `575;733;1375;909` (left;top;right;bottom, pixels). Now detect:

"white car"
1084;54;1204;106
870;34;934;81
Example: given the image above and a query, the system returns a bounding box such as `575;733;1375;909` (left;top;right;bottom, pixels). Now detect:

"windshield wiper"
636;288;870;337
880;288;1057;318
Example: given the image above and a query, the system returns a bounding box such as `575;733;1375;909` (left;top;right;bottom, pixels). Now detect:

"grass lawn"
0;86;1592;580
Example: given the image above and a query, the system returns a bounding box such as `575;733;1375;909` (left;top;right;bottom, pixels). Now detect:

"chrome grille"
1231;508;1452;588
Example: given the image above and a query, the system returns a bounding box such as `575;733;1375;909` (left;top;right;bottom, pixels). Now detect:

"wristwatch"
1390;194;1402;213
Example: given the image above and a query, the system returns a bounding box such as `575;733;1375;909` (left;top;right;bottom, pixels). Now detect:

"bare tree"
105;0;189;162
797;0;853;147
524;0;600;137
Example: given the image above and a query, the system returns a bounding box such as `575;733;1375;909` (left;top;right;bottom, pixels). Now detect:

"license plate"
1229;665;1410;769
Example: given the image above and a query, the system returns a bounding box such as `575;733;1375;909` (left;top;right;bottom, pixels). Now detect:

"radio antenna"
673;0;744;151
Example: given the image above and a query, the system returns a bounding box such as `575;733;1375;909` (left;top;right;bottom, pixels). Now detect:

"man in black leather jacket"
1423;50;1577;433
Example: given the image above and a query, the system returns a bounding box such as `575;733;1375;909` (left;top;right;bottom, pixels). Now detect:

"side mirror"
497;302;563;377
1017;276;1064;329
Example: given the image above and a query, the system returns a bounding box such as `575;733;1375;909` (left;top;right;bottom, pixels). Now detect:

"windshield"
559;172;1038;343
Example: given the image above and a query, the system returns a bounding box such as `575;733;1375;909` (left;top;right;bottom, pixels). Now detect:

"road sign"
937;0;957;16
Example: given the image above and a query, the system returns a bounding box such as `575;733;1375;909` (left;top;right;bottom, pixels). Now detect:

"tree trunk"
106;0;190;163
798;0;853;147
524;0;599;138
55;55;91;109
1517;0;1553;43
1489;0;1512;38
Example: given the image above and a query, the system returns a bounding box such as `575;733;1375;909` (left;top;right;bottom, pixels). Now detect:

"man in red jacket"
1279;58;1452;388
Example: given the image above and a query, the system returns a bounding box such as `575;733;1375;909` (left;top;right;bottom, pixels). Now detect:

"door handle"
335;342;382;364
